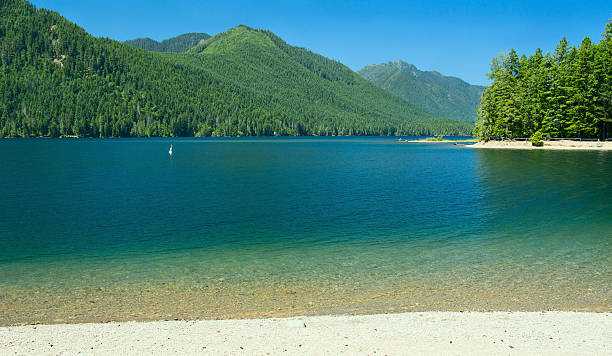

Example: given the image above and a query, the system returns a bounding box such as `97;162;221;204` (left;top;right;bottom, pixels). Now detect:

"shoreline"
1;312;609;354
398;138;478;143
469;140;612;150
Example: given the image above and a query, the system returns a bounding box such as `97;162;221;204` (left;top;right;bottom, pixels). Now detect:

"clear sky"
31;0;611;85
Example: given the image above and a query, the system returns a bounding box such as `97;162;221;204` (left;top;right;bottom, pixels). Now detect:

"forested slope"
0;0;473;137
474;21;612;140
359;61;484;122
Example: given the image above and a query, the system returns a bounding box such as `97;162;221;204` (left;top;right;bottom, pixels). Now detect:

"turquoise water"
0;138;610;324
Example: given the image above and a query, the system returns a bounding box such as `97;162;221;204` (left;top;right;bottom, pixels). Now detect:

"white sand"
1;312;610;355
470;140;612;150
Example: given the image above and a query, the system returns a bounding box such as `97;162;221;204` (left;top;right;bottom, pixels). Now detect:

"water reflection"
473;149;612;237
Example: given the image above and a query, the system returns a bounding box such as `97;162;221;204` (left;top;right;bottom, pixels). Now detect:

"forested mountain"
0;0;473;138
124;33;211;53
474;21;612;140
359;61;485;122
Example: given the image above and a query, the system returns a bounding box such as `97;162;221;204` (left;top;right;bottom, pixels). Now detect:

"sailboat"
169;144;173;156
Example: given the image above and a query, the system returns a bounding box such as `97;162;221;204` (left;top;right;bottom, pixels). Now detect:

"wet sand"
470;140;612;150
1;312;610;355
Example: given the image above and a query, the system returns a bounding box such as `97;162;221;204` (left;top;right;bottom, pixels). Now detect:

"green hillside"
124;33;211;53
0;0;473;137
359;61;484;122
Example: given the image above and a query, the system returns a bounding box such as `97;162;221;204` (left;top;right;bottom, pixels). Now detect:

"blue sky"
31;0;611;85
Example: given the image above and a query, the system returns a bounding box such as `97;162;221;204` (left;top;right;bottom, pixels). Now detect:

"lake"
0;137;610;324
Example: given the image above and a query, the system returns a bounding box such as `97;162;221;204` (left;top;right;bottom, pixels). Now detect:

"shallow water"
0;137;610;324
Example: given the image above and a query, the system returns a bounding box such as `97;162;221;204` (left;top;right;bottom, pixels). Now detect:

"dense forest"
124;33;210;53
0;0;473;138
359;61;485;122
474;21;612;140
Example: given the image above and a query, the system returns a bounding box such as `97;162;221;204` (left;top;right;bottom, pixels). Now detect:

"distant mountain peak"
125;32;211;52
359;62;485;122
235;24;255;31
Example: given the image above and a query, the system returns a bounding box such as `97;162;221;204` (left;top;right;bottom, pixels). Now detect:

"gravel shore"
1;312;609;355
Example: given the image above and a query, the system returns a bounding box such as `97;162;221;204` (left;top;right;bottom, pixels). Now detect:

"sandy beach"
469;140;612;150
1;312;609;355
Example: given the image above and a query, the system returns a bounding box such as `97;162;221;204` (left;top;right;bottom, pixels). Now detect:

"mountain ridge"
0;0;473;137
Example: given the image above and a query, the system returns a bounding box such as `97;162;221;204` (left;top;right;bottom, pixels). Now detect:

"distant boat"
169;144;173;156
